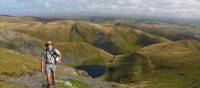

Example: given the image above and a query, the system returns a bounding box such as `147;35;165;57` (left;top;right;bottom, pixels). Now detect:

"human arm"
56;49;62;63
41;51;45;72
40;59;45;72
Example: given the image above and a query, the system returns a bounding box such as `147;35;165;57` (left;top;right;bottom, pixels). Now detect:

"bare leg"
47;74;53;87
51;71;56;86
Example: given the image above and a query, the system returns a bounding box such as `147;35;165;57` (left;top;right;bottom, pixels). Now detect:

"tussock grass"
0;48;39;77
0;81;24;88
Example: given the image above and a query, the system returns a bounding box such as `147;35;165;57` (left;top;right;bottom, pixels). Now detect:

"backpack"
45;48;58;64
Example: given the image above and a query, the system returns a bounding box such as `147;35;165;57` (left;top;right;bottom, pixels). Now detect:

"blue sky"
0;0;200;19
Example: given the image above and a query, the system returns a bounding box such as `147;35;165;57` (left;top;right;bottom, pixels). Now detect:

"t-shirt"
41;48;60;64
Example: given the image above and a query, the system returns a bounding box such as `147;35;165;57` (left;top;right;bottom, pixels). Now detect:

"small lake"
74;64;106;78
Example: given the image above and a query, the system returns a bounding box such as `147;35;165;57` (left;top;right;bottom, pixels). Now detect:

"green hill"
55;42;113;65
0;48;39;77
0;48;95;88
1;16;199;88
0;29;43;56
0;17;170;55
106;40;200;88
0;29;113;66
127;22;200;41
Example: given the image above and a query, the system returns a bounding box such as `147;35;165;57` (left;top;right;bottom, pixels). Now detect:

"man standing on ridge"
41;41;61;88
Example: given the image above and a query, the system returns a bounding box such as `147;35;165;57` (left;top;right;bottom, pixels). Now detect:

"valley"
0;16;200;88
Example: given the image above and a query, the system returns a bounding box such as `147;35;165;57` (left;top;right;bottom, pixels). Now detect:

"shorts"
45;64;56;75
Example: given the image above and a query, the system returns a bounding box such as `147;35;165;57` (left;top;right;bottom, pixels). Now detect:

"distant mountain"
0;15;13;17
120;22;200;41
0;16;65;23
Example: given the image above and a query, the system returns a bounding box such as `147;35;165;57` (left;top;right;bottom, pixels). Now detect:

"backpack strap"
45;48;58;64
47;48;57;58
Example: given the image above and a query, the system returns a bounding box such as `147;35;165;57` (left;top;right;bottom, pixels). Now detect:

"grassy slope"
105;53;144;83
55;42;113;65
0;17;115;87
0;81;24;88
0;25;113;66
0;48;93;88
106;40;200;88
129;22;200;41
0;17;170;55
138;40;200;88
94;24;170;54
3;16;199;88
0;29;44;56
0;48;39;77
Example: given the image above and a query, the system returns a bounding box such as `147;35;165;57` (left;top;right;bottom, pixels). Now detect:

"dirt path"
0;71;46;88
0;71;123;88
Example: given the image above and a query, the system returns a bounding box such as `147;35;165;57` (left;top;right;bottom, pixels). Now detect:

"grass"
140;40;200;88
55;42;113;65
106;40;200;88
0;81;24;88
0;18;169;55
105;53;145;83
0;48;91;87
68;79;93;88
56;79;93;88
0;48;39;77
0;28;113;66
130;22;200;41
2;16;200;88
145;70;188;88
0;29;44;56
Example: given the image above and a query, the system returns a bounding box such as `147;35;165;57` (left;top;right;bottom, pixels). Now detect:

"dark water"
74;64;106;78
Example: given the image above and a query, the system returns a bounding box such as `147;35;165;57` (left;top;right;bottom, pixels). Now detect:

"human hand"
41;68;45;72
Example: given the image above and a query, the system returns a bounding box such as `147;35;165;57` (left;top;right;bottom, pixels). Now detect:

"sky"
0;0;200;19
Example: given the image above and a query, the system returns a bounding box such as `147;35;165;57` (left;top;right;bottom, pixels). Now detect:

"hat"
45;41;53;46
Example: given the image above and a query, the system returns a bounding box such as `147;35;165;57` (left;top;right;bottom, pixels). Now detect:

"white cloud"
9;0;200;18
44;2;50;8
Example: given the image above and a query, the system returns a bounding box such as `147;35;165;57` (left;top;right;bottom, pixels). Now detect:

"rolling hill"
0;28;114;66
0;16;200;88
0;16;170;55
106;40;200;88
127;22;200;41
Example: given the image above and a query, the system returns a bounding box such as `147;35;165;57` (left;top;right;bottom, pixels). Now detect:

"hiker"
41;41;61;88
